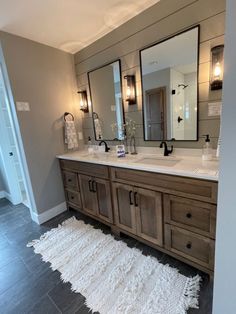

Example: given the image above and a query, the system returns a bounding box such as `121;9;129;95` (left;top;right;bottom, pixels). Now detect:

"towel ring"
64;112;74;121
93;112;99;119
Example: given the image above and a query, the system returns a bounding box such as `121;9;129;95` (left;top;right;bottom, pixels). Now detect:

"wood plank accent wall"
74;0;225;149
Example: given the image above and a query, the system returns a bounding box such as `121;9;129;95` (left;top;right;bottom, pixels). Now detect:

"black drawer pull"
134;192;138;207
186;242;192;249
129;191;133;205
71;196;74;200
68;178;72;182
186;212;192;219
92;180;97;193
88;180;93;192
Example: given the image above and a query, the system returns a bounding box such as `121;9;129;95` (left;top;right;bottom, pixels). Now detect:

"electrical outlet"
16;102;24;111
16;101;30;111
24;102;30;111
208;102;222;116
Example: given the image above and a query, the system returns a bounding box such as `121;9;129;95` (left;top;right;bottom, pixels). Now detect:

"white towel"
64;120;78;149
94;118;103;139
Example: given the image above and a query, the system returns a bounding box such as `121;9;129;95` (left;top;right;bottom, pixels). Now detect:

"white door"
0;66;22;205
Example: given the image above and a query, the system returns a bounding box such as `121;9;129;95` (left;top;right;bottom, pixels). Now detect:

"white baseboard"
0;190;14;203
0;190;5;199
31;202;67;225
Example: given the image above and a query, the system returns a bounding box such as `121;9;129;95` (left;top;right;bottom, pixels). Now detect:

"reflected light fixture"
78;90;89;112
124;75;136;105
210;45;224;90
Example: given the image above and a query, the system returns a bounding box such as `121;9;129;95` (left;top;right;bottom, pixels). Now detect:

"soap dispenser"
88;136;93;154
202;134;213;161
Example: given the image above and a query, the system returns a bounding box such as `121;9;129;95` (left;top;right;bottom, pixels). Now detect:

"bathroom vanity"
58;152;218;276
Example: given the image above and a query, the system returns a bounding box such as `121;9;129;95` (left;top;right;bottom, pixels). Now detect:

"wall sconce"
124;75;136;105
78;90;89;112
210;45;224;90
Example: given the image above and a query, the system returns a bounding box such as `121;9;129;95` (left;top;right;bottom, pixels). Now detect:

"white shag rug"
27;217;201;314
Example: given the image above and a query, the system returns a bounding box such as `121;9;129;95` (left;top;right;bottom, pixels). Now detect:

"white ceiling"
0;0;160;54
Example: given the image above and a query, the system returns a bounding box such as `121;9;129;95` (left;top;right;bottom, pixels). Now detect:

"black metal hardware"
98;140;110;153
88;180;93;192
160;141;173;156
186;242;192;249
92;180;97;193
134;192;138;207
171;89;176;95
68;178;72;182
129;191;133;205
71;196;74;200
9;152;13;156
186;212;192;219
177;116;183;123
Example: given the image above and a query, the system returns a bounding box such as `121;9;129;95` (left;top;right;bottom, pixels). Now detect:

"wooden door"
135;188;163;246
79;174;98;215
144;87;166;141
112;183;136;234
94;178;113;223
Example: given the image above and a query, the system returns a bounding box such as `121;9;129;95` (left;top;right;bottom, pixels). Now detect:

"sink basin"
136;157;180;167
80;152;113;159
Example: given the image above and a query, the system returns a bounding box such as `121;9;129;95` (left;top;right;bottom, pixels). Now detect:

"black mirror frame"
88;59;125;142
139;25;200;142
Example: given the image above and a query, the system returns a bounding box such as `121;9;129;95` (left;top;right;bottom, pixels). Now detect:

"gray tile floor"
0;198;213;313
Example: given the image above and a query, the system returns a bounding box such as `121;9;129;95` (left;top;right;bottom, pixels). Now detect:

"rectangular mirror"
88;60;124;141
140;26;199;141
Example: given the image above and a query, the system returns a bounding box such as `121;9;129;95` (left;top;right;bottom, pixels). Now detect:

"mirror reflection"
140;26;199;141
88;60;124;141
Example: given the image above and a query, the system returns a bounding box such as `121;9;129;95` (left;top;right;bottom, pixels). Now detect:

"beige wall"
0;31;82;214
75;0;225;149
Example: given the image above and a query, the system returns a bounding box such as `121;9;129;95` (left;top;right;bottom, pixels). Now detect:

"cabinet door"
79;174;98;215
94;178;113;223
112;183;136;234
135;188;163;246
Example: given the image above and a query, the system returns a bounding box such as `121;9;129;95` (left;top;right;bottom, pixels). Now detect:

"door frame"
0;44;37;217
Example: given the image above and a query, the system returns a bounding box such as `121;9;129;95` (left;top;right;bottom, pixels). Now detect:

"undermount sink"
136;157;180;167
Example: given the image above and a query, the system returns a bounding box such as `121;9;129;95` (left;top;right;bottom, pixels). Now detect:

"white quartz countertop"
57;150;219;182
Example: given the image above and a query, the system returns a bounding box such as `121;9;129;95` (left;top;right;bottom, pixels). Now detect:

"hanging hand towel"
94;118;103;140
64;120;79;149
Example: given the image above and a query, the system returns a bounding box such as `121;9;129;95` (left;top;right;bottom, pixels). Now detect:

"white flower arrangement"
111;118;138;139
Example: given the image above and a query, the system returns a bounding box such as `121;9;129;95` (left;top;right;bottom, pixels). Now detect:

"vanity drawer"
111;167;217;203
62;171;79;190
165;224;215;270
66;190;82;208
60;159;109;179
164;195;216;238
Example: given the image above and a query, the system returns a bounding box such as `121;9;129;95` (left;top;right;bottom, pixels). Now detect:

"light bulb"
126;87;131;98
214;62;221;78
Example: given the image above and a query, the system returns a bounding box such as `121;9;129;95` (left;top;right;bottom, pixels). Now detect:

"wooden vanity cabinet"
112;183;137;234
59;159;218;275
79;174;98;215
60;160;113;224
112;183;163;246
79;174;113;223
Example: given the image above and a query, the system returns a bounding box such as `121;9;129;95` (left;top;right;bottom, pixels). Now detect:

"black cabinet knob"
186;212;192;219
186;242;192;249
68;179;72;182
71;196;74;200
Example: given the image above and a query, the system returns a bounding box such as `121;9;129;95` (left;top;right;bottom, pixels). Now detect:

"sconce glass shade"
210;45;224;90
124;75;136;105
78;90;89;112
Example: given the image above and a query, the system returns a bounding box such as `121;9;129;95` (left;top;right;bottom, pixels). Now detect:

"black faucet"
98;140;110;153
160;141;173;156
